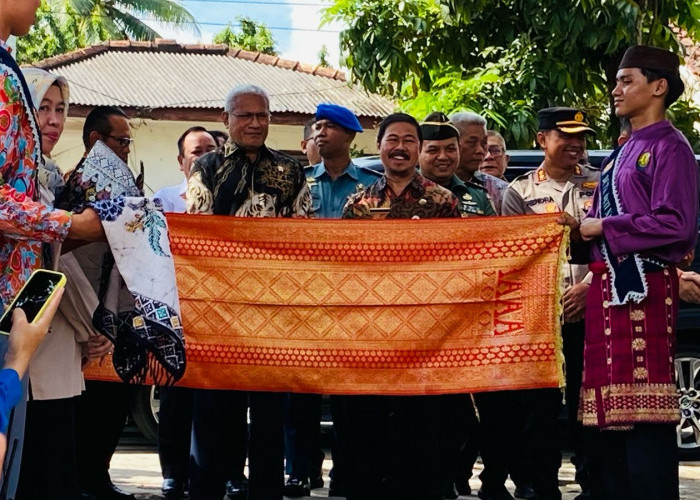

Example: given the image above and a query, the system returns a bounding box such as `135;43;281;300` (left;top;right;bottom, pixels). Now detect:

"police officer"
501;107;598;500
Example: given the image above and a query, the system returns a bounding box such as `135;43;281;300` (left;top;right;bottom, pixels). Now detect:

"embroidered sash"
597;145;647;304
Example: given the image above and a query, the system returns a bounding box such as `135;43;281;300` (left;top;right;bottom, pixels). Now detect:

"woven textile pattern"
87;213;567;394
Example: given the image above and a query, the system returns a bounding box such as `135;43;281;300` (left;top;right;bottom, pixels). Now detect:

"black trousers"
337;395;442;500
588;423;678;500
284;393;324;480
158;385;194;483
75;380;132;492
16;397;80;500
519;388;563;500
189;389;283;500
562;320;589;491
434;394;471;490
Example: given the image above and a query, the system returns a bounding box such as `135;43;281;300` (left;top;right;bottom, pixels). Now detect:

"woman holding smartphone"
0;2;103;495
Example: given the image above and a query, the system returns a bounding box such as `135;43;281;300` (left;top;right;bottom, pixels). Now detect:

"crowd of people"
1;3;700;500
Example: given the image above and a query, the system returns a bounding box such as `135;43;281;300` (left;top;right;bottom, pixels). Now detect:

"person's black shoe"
91;483;135;500
455;476;471;496
225;478;249;499
310;474;324;489
161;478;186;499
79;491;97;500
284;476;311;497
477;487;515;500
328;479;346;497
513;484;536;499
442;482;459;499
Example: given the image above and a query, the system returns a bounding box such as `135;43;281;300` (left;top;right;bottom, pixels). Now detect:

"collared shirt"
589;120;698;265
154;178;187;213
445;175;496;217
306;160;382;219
473;170;509;215
502;163;599;287
187;141;312;217
342;172;462;219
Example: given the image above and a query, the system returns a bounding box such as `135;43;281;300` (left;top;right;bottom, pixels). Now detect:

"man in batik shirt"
187;84;312;500
575;46;698;500
340;113;460;500
343;113;460;219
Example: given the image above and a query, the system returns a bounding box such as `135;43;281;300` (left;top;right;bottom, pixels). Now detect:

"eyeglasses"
487;146;504;157
105;135;134;148
232;112;271;123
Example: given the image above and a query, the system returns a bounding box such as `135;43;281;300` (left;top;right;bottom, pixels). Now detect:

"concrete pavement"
110;448;700;499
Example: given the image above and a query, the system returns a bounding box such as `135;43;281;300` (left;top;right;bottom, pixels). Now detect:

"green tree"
18;0;199;64
325;0;700;149
213;17;278;56
318;45;330;67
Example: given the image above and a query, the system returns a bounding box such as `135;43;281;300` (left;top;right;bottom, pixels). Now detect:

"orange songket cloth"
86;213;569;395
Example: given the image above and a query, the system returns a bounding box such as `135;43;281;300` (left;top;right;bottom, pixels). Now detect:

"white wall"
52;117;380;196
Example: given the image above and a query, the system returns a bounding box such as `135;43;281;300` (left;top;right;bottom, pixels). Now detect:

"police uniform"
503;162;598;288
499;107;598;500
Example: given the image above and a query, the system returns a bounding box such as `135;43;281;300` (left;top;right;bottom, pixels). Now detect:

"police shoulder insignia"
637;152;651;168
582;181;598;189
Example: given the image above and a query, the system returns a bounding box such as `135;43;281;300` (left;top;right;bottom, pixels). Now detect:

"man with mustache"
341;113;461;500
501;107;598;500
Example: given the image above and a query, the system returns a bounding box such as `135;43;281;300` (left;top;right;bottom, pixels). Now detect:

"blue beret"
315;103;363;133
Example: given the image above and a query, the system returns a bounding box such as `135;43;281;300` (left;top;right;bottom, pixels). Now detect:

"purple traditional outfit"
581;119;698;429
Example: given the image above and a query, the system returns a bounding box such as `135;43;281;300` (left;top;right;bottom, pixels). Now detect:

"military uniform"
306;161;382;219
446;175;496;216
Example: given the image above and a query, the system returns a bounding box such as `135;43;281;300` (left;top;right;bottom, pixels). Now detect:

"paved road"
111;448;700;499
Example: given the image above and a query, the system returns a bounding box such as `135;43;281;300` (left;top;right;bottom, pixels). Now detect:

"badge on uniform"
636;152;651;169
582;181;598;189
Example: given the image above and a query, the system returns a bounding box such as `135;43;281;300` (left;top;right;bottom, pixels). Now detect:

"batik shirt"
306;160;382;218
0;41;72;307
187;141;312;217
342;172;461;219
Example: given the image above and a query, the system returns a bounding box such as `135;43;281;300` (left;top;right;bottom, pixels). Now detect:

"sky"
143;0;345;68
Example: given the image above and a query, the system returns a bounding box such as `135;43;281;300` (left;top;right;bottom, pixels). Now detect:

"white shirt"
153;179;187;213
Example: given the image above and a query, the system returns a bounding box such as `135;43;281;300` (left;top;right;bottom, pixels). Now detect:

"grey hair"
224;84;270;113
449;111;487;131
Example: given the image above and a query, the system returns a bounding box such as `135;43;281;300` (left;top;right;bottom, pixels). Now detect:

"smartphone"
0;270;66;335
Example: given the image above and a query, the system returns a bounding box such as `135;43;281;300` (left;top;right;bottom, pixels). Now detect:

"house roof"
28;39;395;122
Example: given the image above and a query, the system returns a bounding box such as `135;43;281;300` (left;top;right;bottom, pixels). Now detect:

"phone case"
0;269;66;335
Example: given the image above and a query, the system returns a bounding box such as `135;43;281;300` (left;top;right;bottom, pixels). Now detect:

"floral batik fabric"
342;172;462;219
186;141;313;217
60;143;185;384
0;44;71;307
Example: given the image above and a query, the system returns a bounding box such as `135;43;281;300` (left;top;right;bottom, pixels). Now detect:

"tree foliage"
325;0;700;150
213;17;278;56
18;0;199;64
